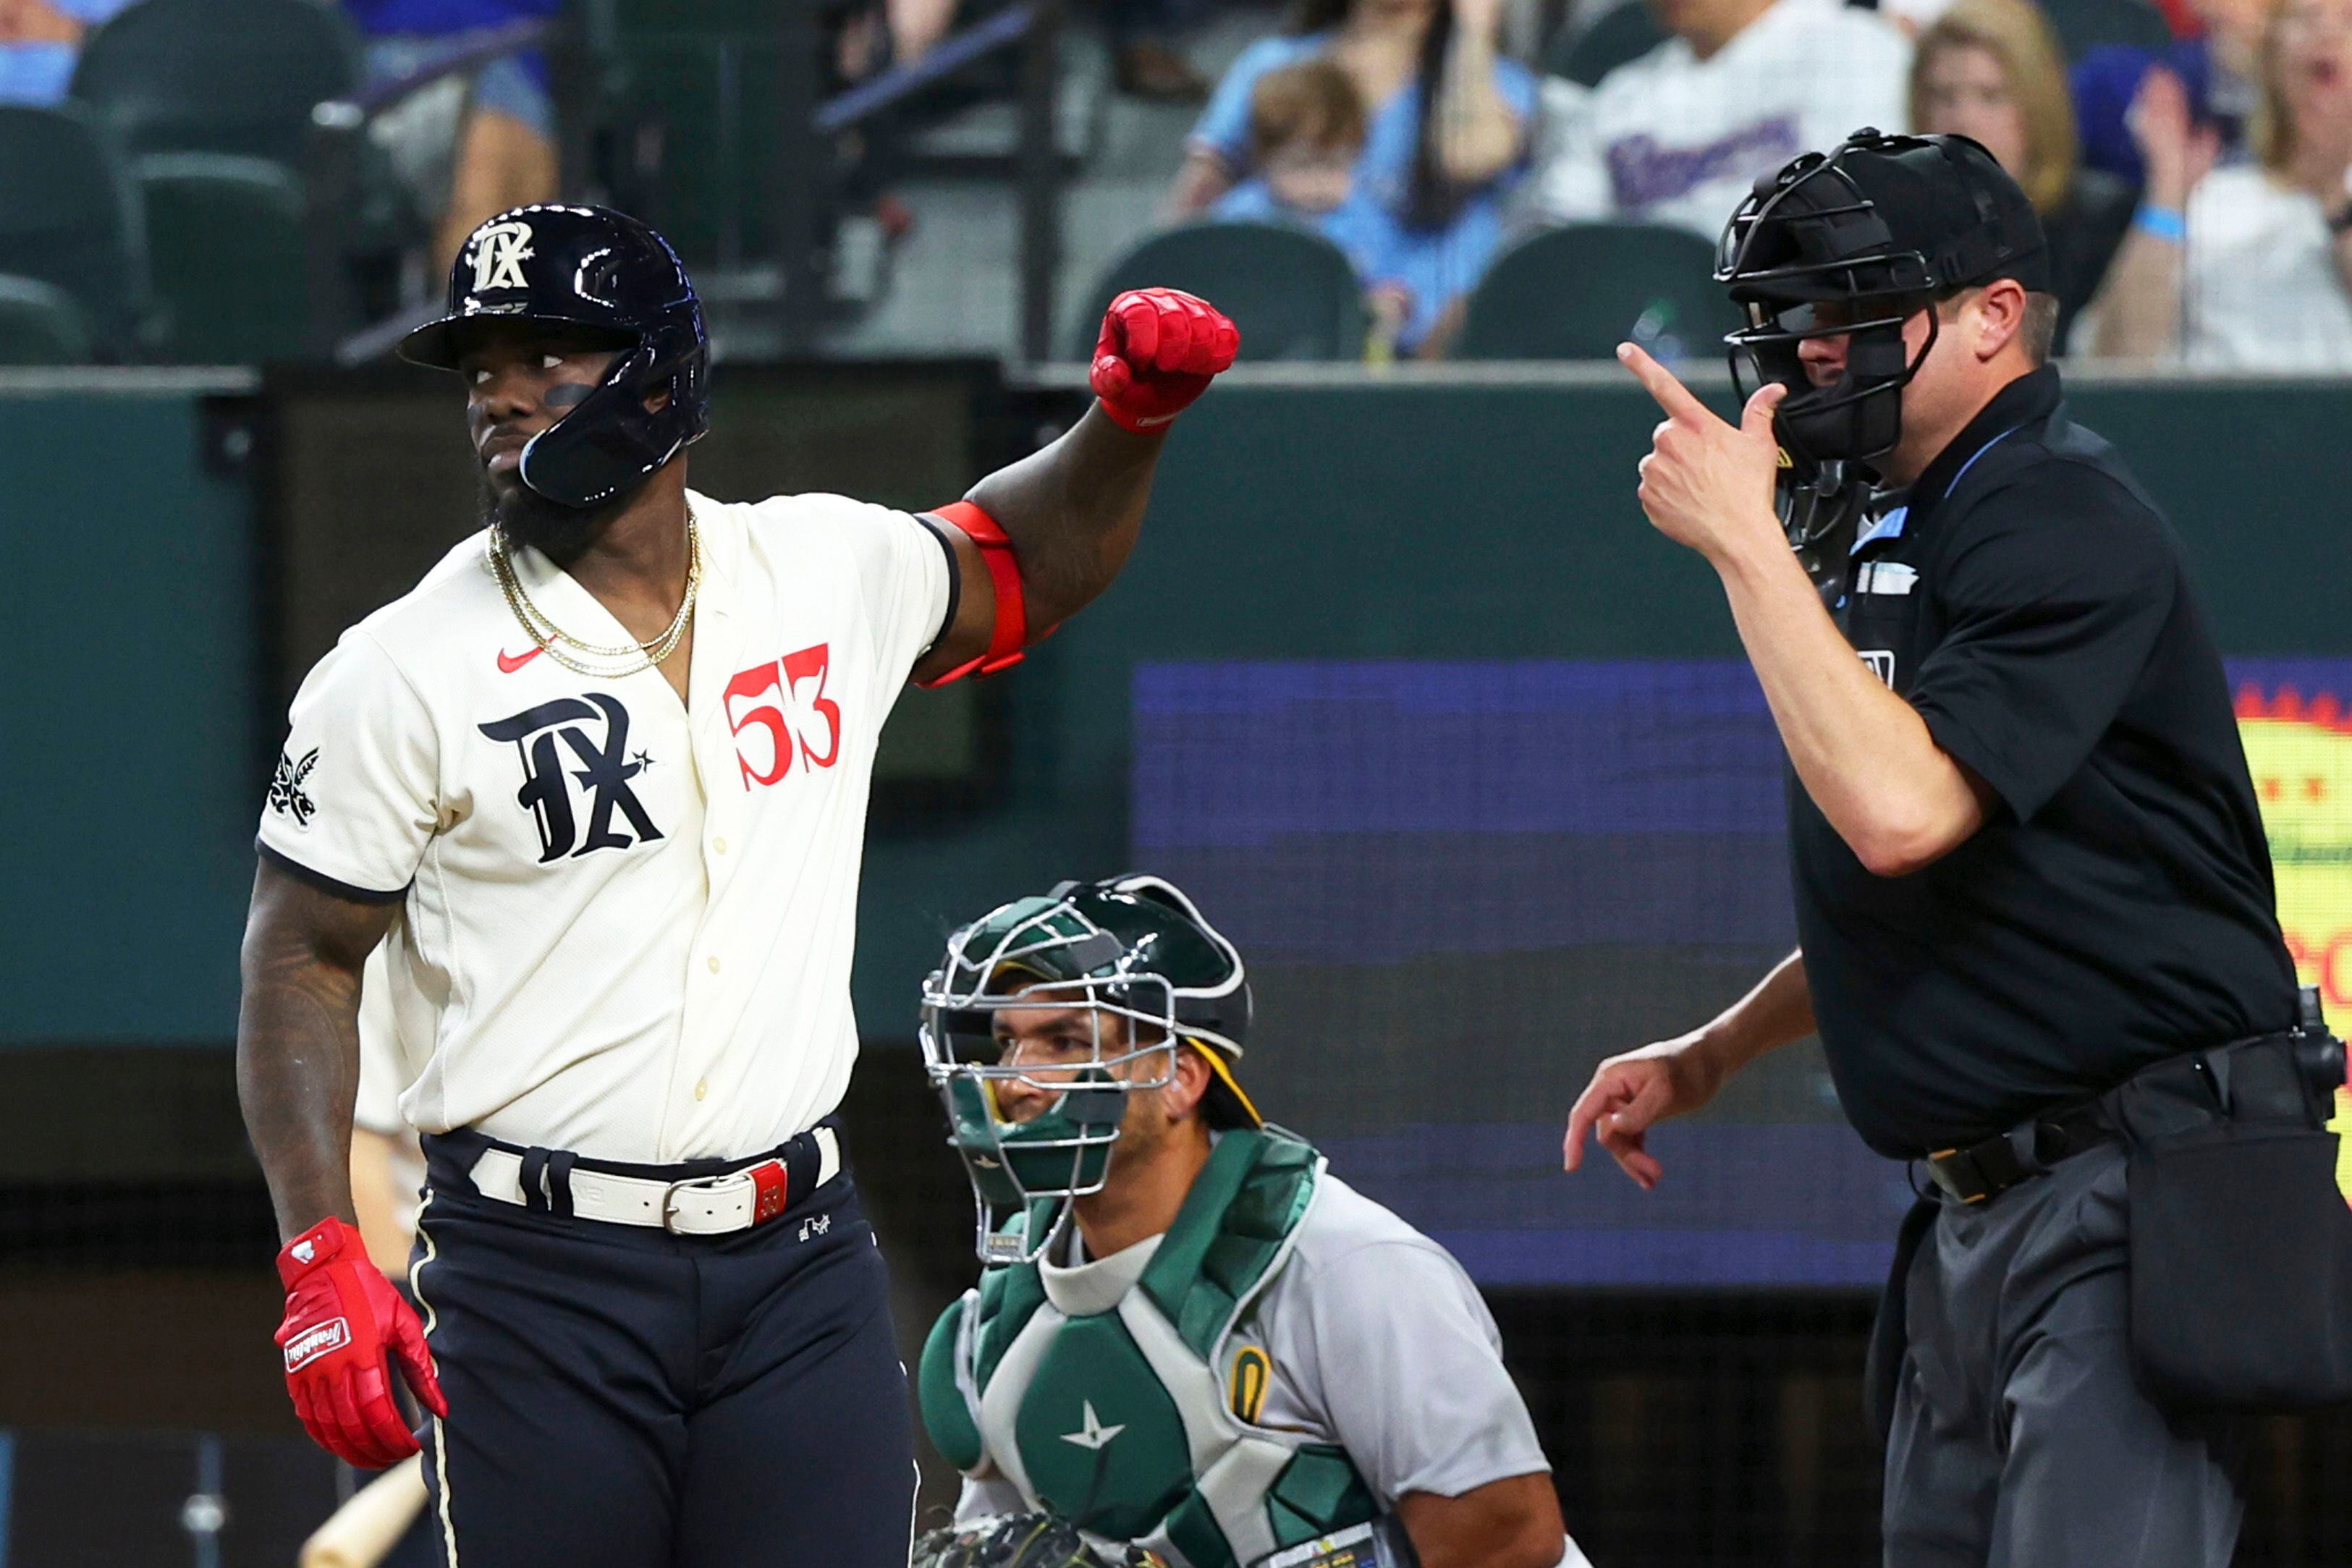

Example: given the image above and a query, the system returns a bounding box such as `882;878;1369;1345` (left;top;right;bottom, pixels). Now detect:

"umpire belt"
1923;1101;2114;1206
460;1124;842;1234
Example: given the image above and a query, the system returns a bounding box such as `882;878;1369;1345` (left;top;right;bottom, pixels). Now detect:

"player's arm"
1398;1474;1565;1568
239;860;399;1238
1295;1241;1578;1568
1565;946;1812;1187
912;289;1238;685
1618;342;1994;876
240;860;446;1467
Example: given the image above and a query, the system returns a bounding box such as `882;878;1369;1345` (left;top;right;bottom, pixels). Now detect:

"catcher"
911;875;1593;1568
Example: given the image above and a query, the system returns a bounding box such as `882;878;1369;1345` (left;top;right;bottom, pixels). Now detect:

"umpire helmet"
1714;130;2051;470
397;203;710;509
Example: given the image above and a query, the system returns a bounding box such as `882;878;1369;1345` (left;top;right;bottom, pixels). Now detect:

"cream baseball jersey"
257;489;952;1162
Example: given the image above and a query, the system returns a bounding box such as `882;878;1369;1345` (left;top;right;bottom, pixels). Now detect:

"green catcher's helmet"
920;873;1256;1264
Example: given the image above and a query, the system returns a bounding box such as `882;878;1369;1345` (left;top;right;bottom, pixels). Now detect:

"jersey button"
694;1079;708;1101
706;954;722;974
712;836;727;855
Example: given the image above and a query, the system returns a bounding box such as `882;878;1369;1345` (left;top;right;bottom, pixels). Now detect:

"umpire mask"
1715;130;2052;472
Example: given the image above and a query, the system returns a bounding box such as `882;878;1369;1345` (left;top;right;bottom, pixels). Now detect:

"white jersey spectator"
2086;0;2352;370
1519;0;1912;239
2177;166;2352;367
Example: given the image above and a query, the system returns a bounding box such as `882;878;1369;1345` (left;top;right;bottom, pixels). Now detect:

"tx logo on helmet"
470;220;535;292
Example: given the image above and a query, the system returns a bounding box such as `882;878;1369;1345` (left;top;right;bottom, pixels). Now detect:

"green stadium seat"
0;276;95;365
1453;222;1742;362
2041;0;2175;62
0;103;148;358
69;0;359;164
1073;222;1368;363
135;154;310;364
1549;1;1668;88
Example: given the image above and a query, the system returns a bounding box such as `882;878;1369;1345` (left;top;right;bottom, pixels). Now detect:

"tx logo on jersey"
1059;1400;1125;1452
468;220;534;291
479;694;664;863
268;747;320;828
723;643;842;789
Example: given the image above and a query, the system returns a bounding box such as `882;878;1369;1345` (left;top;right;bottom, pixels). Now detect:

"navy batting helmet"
397;203;711;509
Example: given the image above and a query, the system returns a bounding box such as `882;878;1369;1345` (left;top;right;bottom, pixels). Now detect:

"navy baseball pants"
407;1127;915;1568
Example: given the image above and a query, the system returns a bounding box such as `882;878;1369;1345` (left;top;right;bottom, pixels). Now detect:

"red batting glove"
274;1216;447;1468
1089;288;1240;433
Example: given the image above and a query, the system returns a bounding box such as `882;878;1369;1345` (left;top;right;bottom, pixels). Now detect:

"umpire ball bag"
2110;986;2352;1410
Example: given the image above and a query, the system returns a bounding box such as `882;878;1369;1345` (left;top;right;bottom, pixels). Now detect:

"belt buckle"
659;1161;789;1233
660;1169;742;1233
1926;1148;1989;1205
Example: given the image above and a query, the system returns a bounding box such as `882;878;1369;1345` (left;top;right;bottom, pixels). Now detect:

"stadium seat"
1073;222;1368;363
0;276;95;365
135;154;310;364
1453;222;1742;362
2040;0;2175;62
69;0;360;164
0;103;149;358
1549;0;1668;88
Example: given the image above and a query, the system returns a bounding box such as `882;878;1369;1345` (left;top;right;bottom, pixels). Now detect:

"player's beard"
478;468;622;565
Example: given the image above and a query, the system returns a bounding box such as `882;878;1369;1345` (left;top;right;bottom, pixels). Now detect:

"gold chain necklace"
488;507;701;678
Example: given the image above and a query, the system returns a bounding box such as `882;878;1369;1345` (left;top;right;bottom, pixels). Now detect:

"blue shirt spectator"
349;0;562;105
0;0;129;106
1214;177;1397;282
1188;26;1536;349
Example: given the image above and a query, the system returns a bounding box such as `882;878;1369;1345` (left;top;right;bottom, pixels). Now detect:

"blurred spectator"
2090;0;2352;365
1518;0;1911;238
0;0;126;105
348;0;562;273
2073;0;2264;183
1213;60;1417;347
1913;0;2136;349
1215;60;1389;264
1172;0;1536;353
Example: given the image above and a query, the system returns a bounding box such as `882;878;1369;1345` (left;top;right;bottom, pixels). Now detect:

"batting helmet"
397;203;710;509
1714;129;2051;470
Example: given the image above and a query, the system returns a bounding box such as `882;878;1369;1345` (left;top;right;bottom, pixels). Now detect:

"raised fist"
1089;288;1240;433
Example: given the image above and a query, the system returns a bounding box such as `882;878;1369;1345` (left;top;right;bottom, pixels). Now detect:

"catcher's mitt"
911;1513;1168;1568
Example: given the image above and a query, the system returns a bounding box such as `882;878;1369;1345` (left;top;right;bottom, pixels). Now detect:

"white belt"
465;1127;841;1236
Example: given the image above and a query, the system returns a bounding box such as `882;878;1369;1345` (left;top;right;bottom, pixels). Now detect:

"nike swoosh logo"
496;647;543;674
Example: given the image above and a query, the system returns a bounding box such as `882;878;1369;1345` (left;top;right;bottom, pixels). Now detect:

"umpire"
1567;130;2317;1566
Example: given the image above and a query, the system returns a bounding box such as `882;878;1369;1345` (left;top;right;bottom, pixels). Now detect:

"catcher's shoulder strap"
1138;1128;1321;1358
920;1290;987;1475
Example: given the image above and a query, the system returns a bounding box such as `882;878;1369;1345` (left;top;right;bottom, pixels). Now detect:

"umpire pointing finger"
1568;130;2338;1567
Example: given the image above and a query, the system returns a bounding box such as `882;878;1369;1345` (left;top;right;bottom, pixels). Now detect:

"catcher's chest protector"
921;1132;1379;1568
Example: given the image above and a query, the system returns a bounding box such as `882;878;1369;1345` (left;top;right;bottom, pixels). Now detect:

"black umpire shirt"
1793;365;2299;1159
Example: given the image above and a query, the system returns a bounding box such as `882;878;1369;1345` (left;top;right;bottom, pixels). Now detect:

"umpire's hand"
1563;1033;1730;1189
1619;342;1789;564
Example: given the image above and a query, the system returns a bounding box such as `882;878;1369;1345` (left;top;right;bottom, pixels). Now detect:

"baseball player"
910;875;1591;1568
235;203;1238;1567
1568;132;2306;1565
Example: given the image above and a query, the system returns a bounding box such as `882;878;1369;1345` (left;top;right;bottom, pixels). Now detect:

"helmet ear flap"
518;329;707;508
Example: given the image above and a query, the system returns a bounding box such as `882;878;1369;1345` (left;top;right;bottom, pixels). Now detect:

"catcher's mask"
1716;129;2051;474
920;874;1256;1266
